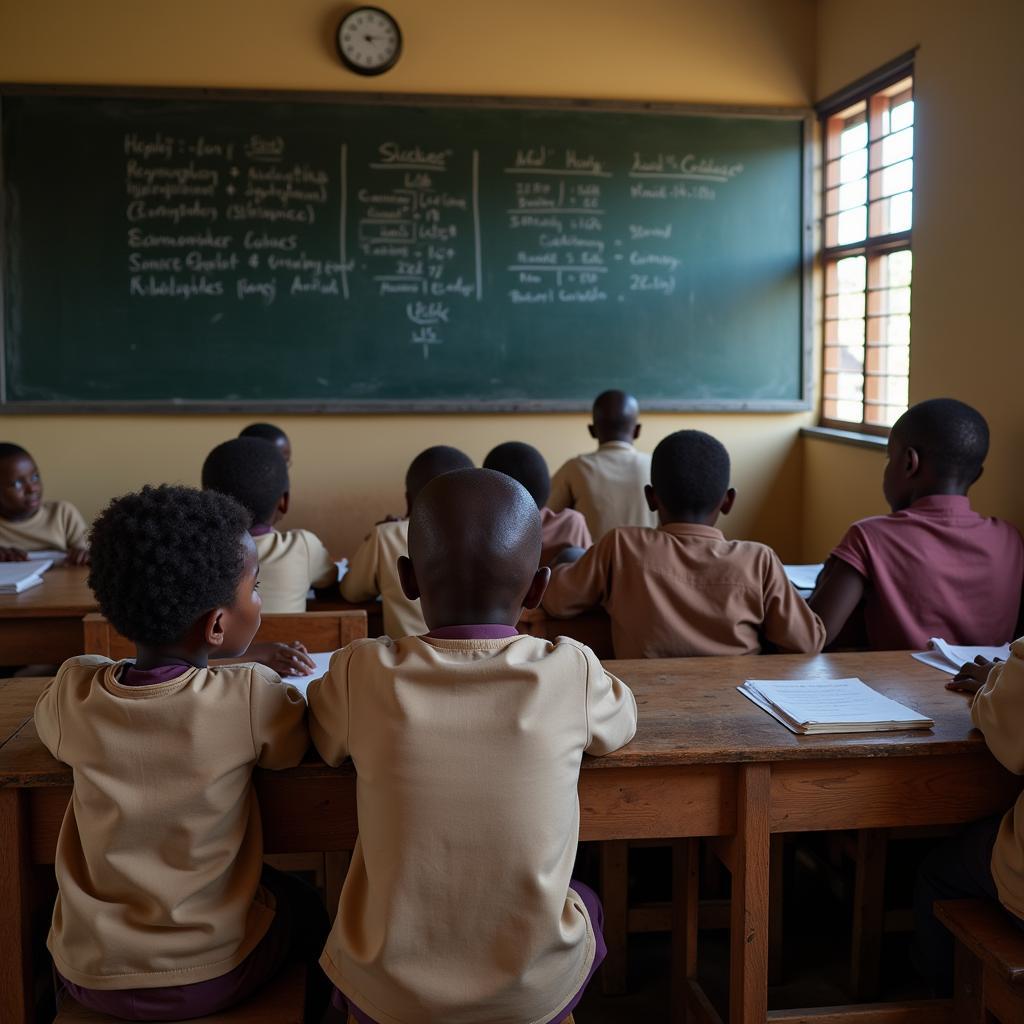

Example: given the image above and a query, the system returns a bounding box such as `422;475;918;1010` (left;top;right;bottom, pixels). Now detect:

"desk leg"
730;764;770;1024
0;788;34;1024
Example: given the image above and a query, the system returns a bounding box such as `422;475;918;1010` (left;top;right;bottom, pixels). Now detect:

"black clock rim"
336;6;403;77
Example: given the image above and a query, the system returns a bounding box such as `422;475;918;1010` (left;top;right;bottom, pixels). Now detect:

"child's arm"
542;535;611;618
0;546;28;562
546;462;574;514
34;672;64;759
249;665;309;769
306;647;356;765
807;555;866;646
581;645;637;755
63;503;91;564
968;640;1024;774
762;551;827;653
339;530;380;603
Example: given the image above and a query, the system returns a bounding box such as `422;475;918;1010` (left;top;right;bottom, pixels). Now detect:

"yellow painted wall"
0;0;817;557
806;0;1024;559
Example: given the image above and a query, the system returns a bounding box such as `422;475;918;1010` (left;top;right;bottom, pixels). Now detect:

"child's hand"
67;547;90;566
251;641;317;677
947;656;999;695
0;546;28;562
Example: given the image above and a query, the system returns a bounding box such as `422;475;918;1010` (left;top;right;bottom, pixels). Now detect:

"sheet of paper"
280;651;336;700
931;638;1010;671
26;549;66;564
783;563;823;592
0;559;51;592
741;677;932;727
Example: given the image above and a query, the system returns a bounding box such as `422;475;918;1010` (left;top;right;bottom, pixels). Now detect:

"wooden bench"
936;898;1024;1022
55;963;306;1023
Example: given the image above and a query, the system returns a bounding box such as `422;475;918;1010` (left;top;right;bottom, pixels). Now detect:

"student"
0;442;89;564
240;421;292;466
308;468;636;1023
543;430;825;659
809;398;1024;650
911;643;1024;994
547;389;658;540
202;438;339;623
35;484;329;1022
341;445;472;638
484;441;592;566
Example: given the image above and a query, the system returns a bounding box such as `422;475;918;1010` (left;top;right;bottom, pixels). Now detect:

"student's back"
810;399;1024;649
548;390;657;540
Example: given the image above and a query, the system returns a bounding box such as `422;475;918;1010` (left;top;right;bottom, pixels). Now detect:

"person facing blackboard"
547;391;658;541
239;423;292;467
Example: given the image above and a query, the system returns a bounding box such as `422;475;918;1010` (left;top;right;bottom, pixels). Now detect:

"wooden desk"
518;606;614;658
1;653;1018;1024
0;566;96;665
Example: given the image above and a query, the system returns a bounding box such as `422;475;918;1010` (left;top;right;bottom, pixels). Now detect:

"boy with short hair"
341;445;473;638
36;484;329;1021
240;421;292;466
809;398;1024;649
309;468;636;1023
543;429;825;659
547;389;658;540
0;442;90;564
202;437;339;617
484;440;592;565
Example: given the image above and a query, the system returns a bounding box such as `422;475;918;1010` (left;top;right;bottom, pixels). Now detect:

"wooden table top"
0;565;96;617
0;652;985;788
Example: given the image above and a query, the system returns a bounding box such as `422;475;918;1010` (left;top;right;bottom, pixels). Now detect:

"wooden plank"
599;841;629;995
683;978;725;1024
0;788;33;1024
952;942;984;1024
935;899;1024;983
983;960;1024;1022
766;1001;951;1023
0;616;82;664
850;828;888;999
730;763;770;1024
672;839;700;1024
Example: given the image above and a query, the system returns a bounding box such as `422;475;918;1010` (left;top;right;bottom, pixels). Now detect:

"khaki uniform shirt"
548;441;657;540
543;523;826;659
540;506;592;566
971;638;1024;919
308;634;636;1024
254;528;336;613
34;656;308;989
0;500;88;552
340;519;426;639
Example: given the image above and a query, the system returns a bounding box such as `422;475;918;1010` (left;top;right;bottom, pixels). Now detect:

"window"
819;61;914;432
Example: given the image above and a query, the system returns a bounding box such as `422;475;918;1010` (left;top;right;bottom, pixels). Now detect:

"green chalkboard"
0;88;811;411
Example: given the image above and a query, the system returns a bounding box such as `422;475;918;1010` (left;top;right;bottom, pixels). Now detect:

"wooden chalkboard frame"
0;83;815;414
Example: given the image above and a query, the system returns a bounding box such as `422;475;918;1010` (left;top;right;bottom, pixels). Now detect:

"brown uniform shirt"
253;528;337;613
0;499;88;553
542;522;826;659
540;506;592;566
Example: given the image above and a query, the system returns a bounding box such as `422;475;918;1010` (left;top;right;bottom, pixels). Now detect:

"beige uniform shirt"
34;656;308;989
543;523;826;659
308;634;637;1024
254;528;336;613
0;499;88;552
548;441;657;540
971;637;1024;918
540;506;592;567
340;519;426;639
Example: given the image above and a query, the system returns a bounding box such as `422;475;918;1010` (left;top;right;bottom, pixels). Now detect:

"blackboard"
0;88;811;411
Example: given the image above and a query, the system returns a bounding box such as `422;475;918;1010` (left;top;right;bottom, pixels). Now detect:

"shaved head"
405;445;474;507
591;390;640;443
403;469;547;628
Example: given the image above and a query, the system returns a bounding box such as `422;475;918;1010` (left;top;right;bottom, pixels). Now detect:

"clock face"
337;7;402;76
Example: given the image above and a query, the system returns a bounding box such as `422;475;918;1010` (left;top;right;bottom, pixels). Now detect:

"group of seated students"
5;388;1024;1021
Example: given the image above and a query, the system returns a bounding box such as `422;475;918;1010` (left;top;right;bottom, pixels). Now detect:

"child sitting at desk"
0;442;89;564
484;441;592;565
809;398;1024;649
548;389;658;540
543;429;825;659
341;444;472;638
240;421;292;466
35;484;329;1022
911;641;1024;994
308;468;637;1023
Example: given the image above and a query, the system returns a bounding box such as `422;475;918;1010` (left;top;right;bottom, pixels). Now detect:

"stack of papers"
783;563;823;595
738;677;934;735
27;549;67;564
912;638;1011;675
0;559;53;594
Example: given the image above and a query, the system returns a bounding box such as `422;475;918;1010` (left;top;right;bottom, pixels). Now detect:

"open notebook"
0;559;53;594
912;638;1012;676
738;677;934;735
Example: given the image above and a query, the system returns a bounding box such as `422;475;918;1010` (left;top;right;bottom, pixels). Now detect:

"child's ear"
633;423;642;440
397;555;420;601
720;487;737;516
277;491;290;516
905;446;921;477
204;607;228;649
587;423;597;440
522;567;551;610
644;483;659;512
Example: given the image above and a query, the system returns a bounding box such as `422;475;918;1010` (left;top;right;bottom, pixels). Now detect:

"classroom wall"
804;0;1024;560
0;0;815;558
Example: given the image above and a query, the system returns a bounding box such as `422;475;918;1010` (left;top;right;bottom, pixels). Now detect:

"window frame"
816;52;916;436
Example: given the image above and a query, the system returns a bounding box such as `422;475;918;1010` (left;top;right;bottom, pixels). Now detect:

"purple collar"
119;661;194;687
425;624;520;640
249;523;274;537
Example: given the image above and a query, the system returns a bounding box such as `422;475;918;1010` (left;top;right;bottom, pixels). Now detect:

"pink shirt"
832;494;1024;650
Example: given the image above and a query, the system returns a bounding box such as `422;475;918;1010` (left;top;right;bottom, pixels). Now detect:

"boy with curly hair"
35;484;329;1022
